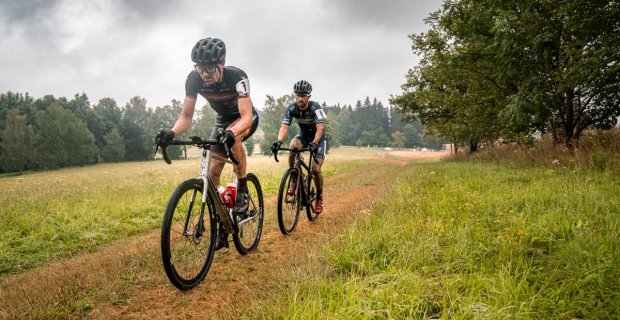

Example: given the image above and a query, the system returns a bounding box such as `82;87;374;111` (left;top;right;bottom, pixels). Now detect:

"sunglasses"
195;64;218;74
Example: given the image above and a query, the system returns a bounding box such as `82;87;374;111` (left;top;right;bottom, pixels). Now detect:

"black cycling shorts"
209;109;259;157
293;133;326;159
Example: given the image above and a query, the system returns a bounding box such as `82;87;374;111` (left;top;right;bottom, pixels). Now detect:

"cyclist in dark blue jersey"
155;37;259;250
270;80;326;214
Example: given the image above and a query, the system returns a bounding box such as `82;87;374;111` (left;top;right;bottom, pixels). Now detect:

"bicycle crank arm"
217;208;235;234
236;213;258;229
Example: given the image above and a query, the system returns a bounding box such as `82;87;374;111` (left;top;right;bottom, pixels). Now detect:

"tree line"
257;94;443;155
0;91;441;173
391;0;619;152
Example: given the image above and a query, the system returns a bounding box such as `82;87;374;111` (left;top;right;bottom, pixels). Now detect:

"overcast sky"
0;0;442;110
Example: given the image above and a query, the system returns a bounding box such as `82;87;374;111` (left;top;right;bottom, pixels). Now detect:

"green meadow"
2;146;619;319
0;147;375;275
250;161;620;319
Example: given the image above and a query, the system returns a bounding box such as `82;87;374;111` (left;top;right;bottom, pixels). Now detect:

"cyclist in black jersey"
271;80;327;214
155;37;259;250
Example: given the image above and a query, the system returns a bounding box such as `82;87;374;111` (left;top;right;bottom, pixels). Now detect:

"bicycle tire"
277;168;301;235
161;178;216;290
233;173;264;255
305;172;319;221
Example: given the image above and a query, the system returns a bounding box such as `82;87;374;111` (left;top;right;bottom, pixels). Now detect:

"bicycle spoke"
232;173;263;254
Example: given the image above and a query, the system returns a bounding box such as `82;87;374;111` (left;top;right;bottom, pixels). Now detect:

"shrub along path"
0;152;439;319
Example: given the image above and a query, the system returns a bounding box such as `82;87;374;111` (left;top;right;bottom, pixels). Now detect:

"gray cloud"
319;0;441;31
0;0;59;24
0;0;442;108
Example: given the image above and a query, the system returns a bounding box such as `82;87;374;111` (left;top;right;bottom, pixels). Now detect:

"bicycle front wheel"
305;172;319;221
277;168;301;235
233;173;264;255
161;178;216;290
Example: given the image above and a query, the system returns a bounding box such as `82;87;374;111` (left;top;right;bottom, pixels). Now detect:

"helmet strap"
216;64;224;83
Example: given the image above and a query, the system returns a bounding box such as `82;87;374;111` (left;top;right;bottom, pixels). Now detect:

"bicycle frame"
275;146;318;206
157;134;251;236
294;151;314;182
195;148;236;234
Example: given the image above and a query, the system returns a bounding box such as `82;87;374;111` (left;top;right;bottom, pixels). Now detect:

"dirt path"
0;152;442;319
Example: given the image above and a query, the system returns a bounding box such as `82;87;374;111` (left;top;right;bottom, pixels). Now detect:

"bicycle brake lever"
154;144;172;164
222;141;240;165
161;144;172;164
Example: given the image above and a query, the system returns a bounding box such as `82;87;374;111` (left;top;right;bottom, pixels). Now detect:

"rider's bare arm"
171;96;197;136
228;96;253;138
277;124;290;141
313;123;325;144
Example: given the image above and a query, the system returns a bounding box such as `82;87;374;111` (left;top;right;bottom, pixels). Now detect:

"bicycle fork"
178;186;214;245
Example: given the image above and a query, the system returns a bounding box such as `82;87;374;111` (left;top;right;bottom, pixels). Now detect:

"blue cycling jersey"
282;101;326;139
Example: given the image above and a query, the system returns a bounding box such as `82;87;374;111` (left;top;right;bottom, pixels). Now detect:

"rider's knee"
290;139;302;149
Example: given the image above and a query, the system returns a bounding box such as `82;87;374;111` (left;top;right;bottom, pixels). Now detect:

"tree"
94;98;122;135
324;110;340;152
259;94;294;155
192;103;218;138
485;0;620;147
0;109;34;172
0;92;34;130
101;128;126;162
146;100;183;160
67;93;105;161
392;0;620;149
335;105;356;146
34;104;96;169
120;96;152;161
359;127;389;147
244;135;255;156
351;97;390;139
391;107;425;148
391;131;406;149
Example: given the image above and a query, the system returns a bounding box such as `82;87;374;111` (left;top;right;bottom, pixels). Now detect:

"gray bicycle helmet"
293;80;312;95
191;38;226;64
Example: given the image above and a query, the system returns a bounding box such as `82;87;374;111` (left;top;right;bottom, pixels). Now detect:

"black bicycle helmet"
293;80;312;95
191;38;226;64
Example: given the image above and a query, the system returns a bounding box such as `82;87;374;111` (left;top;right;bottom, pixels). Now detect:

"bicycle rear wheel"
277;168;301;235
233;173;264;255
305;172;319;221
161;178;216;290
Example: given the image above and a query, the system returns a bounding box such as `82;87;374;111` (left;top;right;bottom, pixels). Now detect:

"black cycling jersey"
282;101;327;139
185;66;255;125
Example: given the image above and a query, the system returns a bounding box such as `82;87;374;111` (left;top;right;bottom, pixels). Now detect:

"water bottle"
217;186;228;205
225;183;237;208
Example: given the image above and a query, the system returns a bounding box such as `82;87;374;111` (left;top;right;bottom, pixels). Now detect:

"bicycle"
155;130;264;290
272;146;320;235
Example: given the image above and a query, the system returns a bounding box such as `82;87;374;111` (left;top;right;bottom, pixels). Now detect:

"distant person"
155;37;259;250
271;80;326;214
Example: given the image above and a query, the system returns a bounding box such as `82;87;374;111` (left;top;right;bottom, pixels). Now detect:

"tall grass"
0;148;377;275
254;162;620;319
461;128;620;173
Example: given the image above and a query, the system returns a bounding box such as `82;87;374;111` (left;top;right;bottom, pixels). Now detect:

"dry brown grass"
452;128;620;172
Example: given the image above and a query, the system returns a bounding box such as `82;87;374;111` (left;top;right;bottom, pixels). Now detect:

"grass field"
2;146;618;319
247;161;620;319
0;147;377;275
